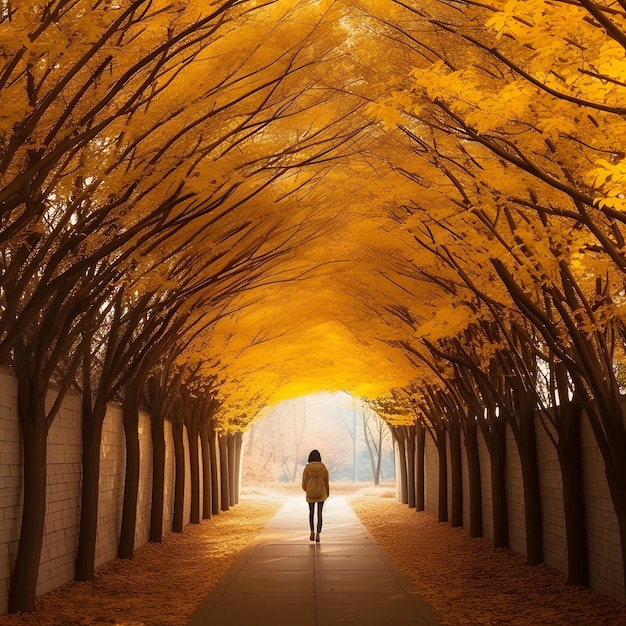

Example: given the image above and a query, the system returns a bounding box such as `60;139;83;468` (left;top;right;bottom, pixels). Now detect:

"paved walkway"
187;496;442;626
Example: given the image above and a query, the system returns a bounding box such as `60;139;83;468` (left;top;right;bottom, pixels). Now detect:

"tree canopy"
6;0;626;611
3;0;626;428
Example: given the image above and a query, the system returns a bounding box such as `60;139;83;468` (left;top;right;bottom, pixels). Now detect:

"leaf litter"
2;488;626;626
349;493;626;626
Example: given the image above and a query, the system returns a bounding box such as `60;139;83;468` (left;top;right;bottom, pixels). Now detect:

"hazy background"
241;392;396;485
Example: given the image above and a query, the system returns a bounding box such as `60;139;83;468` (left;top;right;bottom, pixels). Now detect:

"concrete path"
187;496;442;626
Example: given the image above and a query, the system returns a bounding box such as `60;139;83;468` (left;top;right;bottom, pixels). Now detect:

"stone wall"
0;369;194;615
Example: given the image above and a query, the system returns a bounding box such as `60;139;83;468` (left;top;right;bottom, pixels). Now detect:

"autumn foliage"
3;0;626;614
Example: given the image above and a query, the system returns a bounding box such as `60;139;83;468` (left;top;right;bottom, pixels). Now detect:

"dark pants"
308;501;324;533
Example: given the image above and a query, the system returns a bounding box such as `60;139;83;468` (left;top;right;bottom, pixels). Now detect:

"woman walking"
302;449;330;542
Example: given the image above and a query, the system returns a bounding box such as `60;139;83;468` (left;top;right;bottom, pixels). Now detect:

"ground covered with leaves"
2;488;626;626
349;491;626;626
0;498;282;626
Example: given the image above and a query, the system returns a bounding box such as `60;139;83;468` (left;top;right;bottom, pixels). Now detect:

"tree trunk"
172;420;185;532
228;435;236;506
118;390;141;559
75;405;106;581
189;429;201;524
149;413;166;542
405;426;416;509
395;429;409;504
558;401;589;586
232;432;242;505
200;425;212;520
449;419;463;528
8;371;47;613
464;420;483;538
490;419;509;549
518;409;543;565
209;424;221;515
219;434;230;511
375;427;383;485
361;419;380;485
437;429;448;523
415;422;425;511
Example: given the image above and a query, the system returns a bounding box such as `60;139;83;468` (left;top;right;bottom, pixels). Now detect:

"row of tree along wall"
0;368;242;616
392;409;624;604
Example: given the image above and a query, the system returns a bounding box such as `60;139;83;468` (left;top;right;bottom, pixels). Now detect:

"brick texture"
0;368;199;614
417;411;624;604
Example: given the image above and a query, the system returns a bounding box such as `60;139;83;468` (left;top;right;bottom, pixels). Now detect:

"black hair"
308;449;321;462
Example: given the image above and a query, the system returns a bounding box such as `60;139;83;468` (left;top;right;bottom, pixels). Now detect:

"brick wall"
96;404;125;568
38;390;82;595
535;419;567;575
136;412;153;548
581;415;624;602
417;413;625;603
0;369;198;614
163;420;175;534
506;426;526;558
461;440;470;530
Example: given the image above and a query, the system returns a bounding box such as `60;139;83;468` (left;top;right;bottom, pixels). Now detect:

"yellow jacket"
302;461;329;503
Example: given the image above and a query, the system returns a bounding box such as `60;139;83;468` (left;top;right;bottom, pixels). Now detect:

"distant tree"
290;404;306;482
361;403;390;485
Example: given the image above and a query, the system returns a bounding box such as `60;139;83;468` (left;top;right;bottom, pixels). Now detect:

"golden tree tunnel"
3;0;626;613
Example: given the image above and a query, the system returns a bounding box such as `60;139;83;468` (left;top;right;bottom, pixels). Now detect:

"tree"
361;403;390;484
144;356;187;542
7;0;626;608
